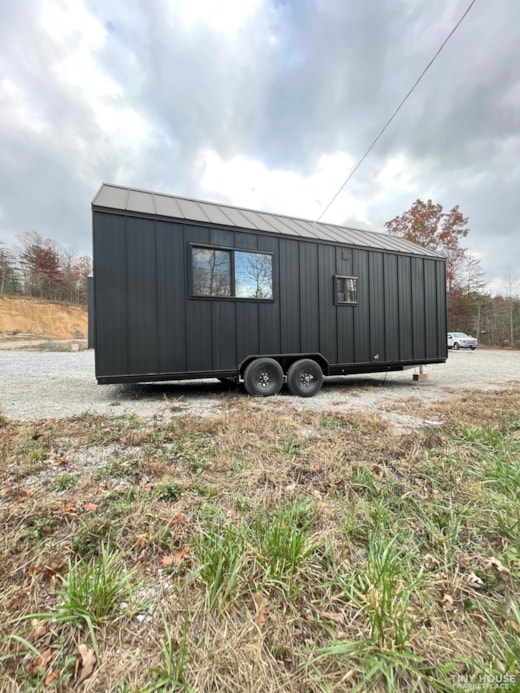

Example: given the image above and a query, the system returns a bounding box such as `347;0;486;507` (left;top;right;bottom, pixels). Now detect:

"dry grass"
0;387;519;691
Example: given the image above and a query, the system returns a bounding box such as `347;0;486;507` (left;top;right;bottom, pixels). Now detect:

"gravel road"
0;349;519;425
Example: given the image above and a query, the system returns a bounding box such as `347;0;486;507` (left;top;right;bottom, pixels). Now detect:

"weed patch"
0;386;519;690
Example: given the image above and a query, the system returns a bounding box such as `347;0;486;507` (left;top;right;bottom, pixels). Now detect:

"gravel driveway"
0;349;519;425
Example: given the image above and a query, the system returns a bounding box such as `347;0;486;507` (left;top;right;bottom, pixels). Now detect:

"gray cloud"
0;0;518;290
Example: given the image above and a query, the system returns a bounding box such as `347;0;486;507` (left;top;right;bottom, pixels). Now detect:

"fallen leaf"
171;512;188;526
45;670;60;685
136;533;148;548
458;553;471;568
320;611;345;624
482;557;510;577
253;592;267;624
27;566;58;580
0;487;9;497
441;593;456;611
173;547;191;565
471;613;487;626
28;647;54;675
29;619;49;641
62;499;77;515
465;572;484;588
160;547;191;568
82;503;98;512
424;553;440;570
75;644;96;685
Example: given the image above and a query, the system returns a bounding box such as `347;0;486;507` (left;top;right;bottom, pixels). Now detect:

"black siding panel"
424;260;437;359
210;228;234;247
87;276;95;349
437;261;448;357
412;259;426;359
157;221;186;374
185;224;211;249
279;239;300;353
353;249;369;362
93;213;128;376
369;252;385;362
258;235;281;353
186;301;212;371
383;254;399;362
126;217;158;375
212;302;237;369
398;255;413;361
235;232;258;250
300;243;319;352
236;302;259;362
318;244;337;363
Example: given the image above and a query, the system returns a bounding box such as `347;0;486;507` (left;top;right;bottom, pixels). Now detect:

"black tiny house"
91;184;447;396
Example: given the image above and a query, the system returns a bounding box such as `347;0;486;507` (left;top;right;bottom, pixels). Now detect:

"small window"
336;276;357;304
191;246;273;299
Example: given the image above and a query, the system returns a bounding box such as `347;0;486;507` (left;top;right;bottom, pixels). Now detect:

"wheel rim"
257;368;273;388
298;369;316;389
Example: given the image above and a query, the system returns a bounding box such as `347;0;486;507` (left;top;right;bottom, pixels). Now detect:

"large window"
192;246;273;299
336;276;357;304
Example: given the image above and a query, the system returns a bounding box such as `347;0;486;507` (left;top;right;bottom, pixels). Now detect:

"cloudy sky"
1;0;518;292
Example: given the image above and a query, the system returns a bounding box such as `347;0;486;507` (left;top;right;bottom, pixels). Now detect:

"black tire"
243;358;284;397
470;346;476;350
286;359;323;397
453;342;460;350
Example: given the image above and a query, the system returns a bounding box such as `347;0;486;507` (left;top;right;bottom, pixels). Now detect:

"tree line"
386;199;519;348
0;232;91;305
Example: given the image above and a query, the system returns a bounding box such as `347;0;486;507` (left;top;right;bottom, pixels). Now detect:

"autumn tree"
385;199;469;292
18;232;63;299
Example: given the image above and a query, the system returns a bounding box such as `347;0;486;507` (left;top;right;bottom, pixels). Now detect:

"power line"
316;0;478;223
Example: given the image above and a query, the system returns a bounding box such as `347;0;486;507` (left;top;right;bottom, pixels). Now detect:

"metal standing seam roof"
92;183;444;259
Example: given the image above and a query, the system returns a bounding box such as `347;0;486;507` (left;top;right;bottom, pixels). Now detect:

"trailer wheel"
243;358;284;397
286;359;323;397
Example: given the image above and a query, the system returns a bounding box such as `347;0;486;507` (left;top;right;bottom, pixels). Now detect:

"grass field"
1;387;519;691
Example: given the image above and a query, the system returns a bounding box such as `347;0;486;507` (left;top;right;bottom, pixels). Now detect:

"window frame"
189;243;275;302
335;275;358;305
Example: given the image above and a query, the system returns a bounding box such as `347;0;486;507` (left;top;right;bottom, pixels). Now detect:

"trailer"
91;184;447;397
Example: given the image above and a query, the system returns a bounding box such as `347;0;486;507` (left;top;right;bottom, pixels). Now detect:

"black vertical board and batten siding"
93;209;447;382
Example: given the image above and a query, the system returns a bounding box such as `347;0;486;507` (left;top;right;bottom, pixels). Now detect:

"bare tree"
502;266;520;347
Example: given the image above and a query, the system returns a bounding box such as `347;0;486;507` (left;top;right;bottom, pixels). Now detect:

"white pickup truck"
447;332;478;350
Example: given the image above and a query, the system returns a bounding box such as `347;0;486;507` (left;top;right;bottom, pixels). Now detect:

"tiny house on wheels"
90;184;447;397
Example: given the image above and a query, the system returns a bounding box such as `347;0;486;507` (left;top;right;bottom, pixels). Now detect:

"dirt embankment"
0;296;88;340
